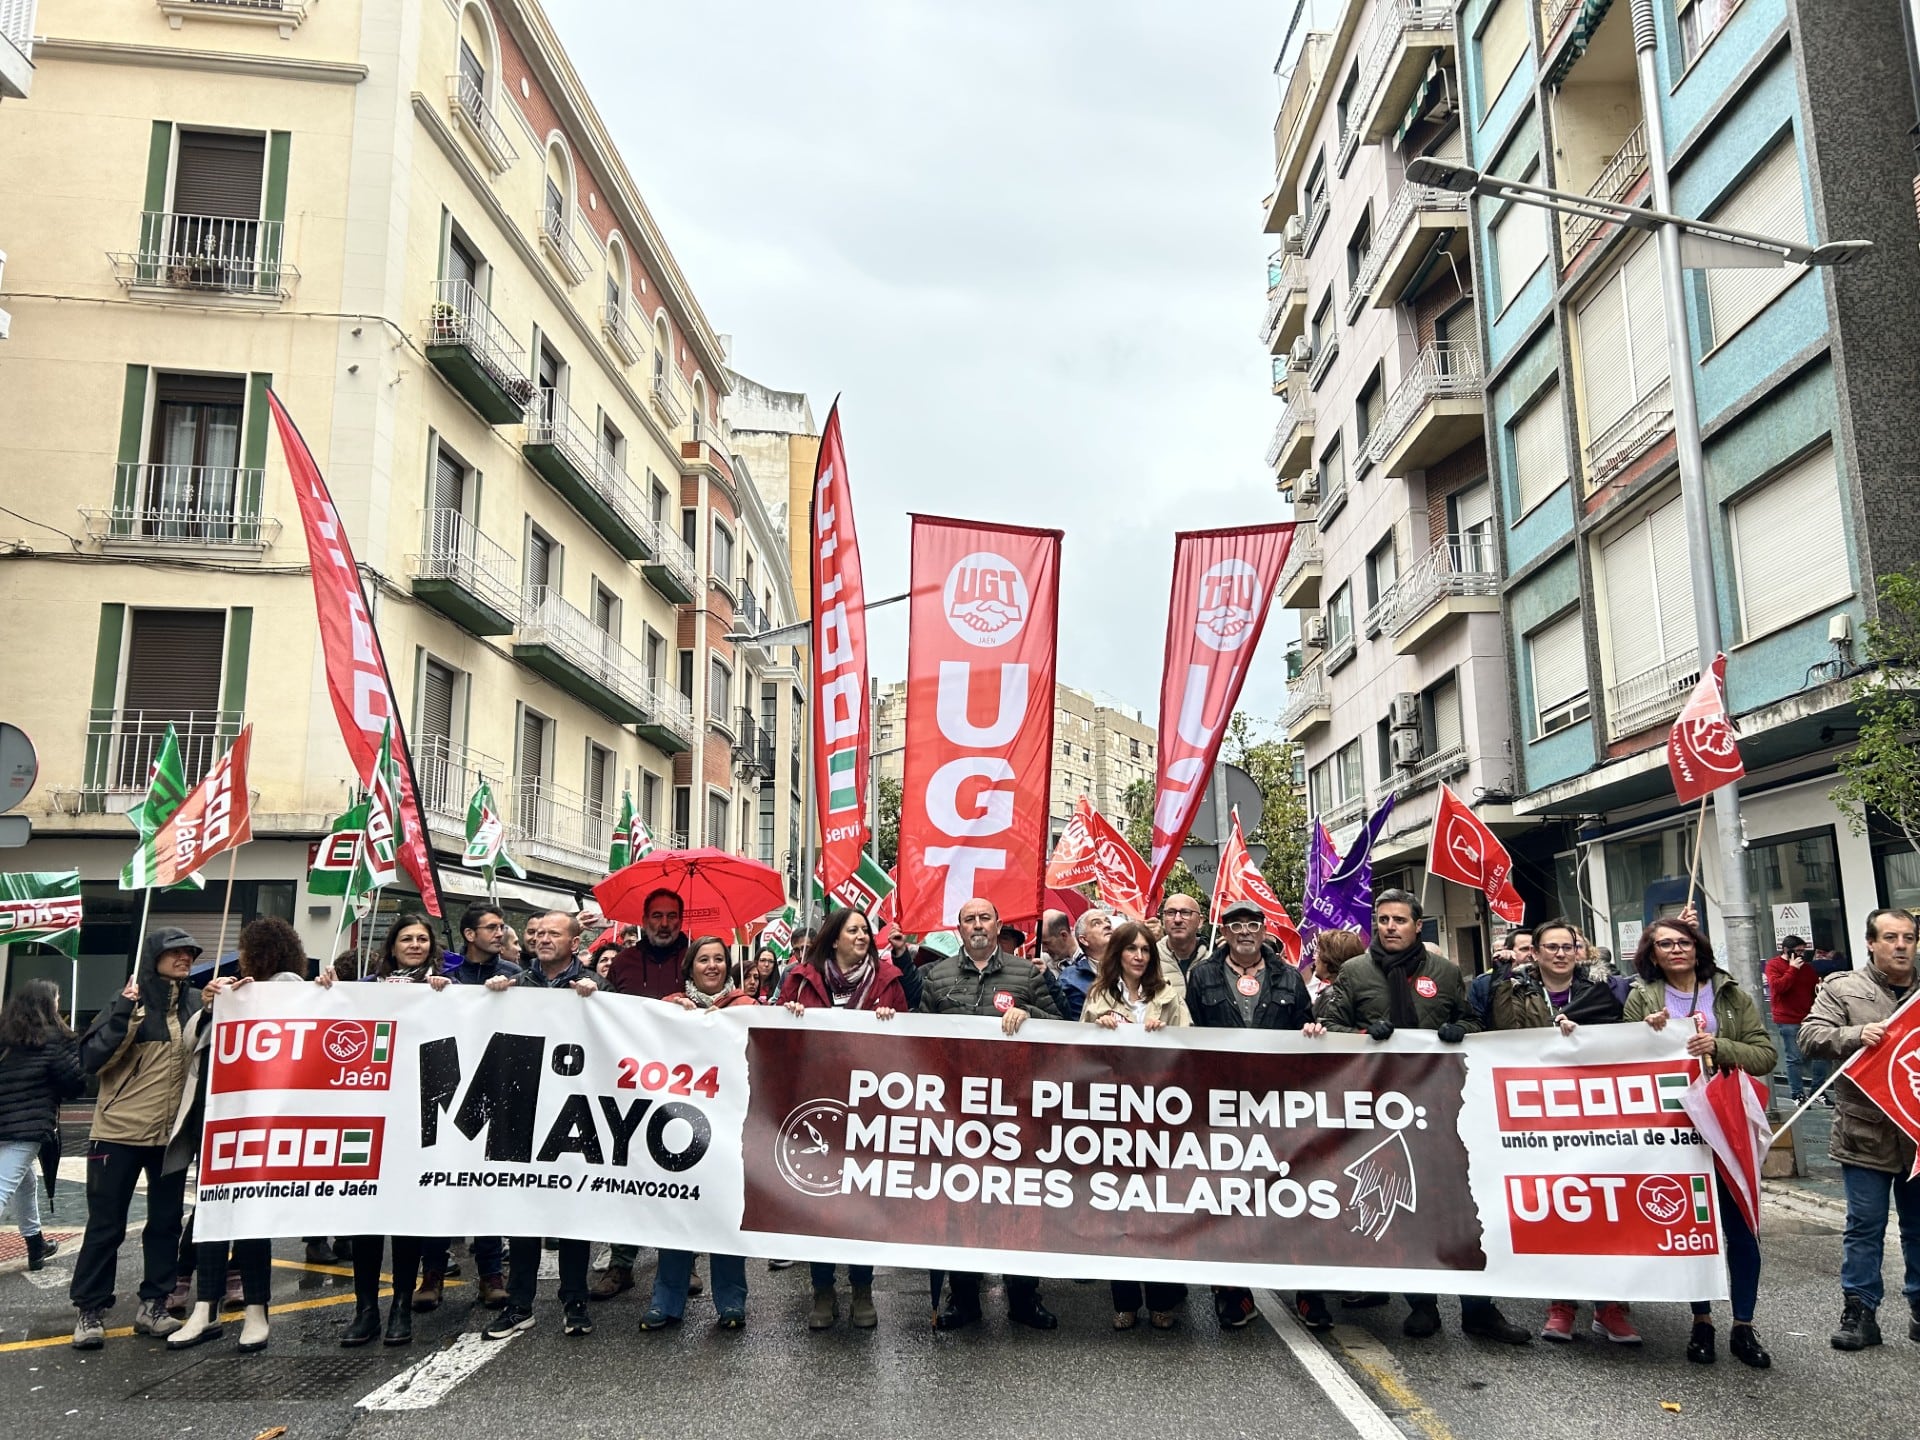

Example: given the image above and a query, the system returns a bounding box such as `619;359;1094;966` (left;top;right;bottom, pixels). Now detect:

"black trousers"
195;1239;271;1306
70;1141;189;1312
945;1271;1039;1311
506;1236;590;1310
353;1235;424;1309
1113;1279;1186;1313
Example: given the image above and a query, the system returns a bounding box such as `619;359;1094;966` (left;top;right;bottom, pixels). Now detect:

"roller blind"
1706;140;1809;346
430;444;465;514
418;658;455;746
172;131;265;220
1599;516;1656;676
1732;445;1852;639
1452;482;1494;537
1577;268;1632;441
1431;676;1463;754
1648;495;1694;659
519;708;547;782
1529;611;1588;721
586;744;610;811
1623;239;1671;397
1493;192;1546;311
525;531;552;591
1513;384;1568;515
123;609;225;715
1480;0;1527;103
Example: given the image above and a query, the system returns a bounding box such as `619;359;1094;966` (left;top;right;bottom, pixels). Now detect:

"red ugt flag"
1213;805;1302;965
1045;796;1098;888
270;391;442;916
1084;805;1152;923
1667;653;1744;805
1839;992;1920;1177
1427;784;1524;922
810;401;871;893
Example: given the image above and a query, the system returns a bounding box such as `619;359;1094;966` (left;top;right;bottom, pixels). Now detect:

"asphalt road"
0;1192;1912;1440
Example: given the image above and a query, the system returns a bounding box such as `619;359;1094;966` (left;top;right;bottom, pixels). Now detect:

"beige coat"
1080;980;1190;1028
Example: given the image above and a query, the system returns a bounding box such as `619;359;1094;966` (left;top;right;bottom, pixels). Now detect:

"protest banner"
194;987;1727;1301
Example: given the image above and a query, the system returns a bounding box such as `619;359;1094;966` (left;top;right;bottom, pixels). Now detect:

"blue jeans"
1841;1162;1920;1312
651;1250;746;1319
0;1140;42;1238
1691;1177;1761;1324
1776;1024;1830;1097
810;1261;873;1290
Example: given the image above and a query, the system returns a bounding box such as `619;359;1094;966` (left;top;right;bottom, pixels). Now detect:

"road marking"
1251;1290;1410;1440
1328;1321;1458;1440
355;1331;518;1411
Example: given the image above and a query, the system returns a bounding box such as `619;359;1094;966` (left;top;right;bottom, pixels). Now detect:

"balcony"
1370;342;1485;478
1606;652;1700;740
1562;123;1648;260
522;391;652;561
1349;3;1454;145
1538;0;1582;48
650;363;686;428
1283;658;1332;740
1388;743;1471;800
1278;527;1323;610
82;707;242;808
447;73;517;175
158;0;308;39
408;508;519;636
1324;629;1358;672
1262;31;1331;234
537;204;590;286
1;0;35;101
1381;532;1501;653
602;303;643;366
734;708;775;780
415;734;506;838
512;586;652;725
639;520;699;605
635;678;695;755
683;412;735;484
1266;388;1315;477
1354;184;1469;310
734;589;774;662
1585;378;1673;491
82;465;276;550
1321;795;1369;833
111;213;296;301
513;776;611;875
1262;251;1307;354
426;279;533;423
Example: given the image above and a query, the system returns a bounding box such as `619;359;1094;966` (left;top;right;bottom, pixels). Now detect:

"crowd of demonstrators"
0;979;85;1272
1766;935;1834;1106
1305;929;1365;1004
1625;916;1777;1368
744;946;781;1003
1799;907;1920;1353
1468;927;1533;1025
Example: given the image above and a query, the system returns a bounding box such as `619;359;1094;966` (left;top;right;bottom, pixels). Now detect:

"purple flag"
1300;821;1340;942
1304;796;1394;942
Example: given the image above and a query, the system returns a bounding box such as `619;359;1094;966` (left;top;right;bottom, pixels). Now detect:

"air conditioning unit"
1288;336;1314;372
1303;615;1329;648
1294;469;1319;502
1283;214;1306;255
1390;692;1422;731
1391;728;1426;769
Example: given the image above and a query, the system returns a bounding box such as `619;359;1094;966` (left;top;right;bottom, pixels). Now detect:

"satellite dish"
0;724;37;816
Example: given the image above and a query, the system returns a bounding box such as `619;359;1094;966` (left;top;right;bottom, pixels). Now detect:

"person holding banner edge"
1624;917;1776;1368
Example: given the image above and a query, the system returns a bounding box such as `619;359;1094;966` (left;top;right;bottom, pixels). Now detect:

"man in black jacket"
1187;899;1331;1331
446;904;521;988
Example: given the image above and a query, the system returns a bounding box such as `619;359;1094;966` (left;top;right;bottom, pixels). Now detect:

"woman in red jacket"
779;906;905;1329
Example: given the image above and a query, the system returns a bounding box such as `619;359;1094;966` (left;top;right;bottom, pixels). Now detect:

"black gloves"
1366;1020;1394;1043
1436;1022;1467;1044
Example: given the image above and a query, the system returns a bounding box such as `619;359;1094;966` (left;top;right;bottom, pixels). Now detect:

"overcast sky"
551;0;1297;721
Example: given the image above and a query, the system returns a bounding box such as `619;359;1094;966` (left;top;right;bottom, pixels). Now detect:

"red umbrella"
595;849;787;939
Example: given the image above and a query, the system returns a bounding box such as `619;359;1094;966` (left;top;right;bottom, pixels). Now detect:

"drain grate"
129;1353;385;1402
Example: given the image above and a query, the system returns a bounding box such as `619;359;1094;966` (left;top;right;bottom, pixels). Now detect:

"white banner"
194;986;1727;1301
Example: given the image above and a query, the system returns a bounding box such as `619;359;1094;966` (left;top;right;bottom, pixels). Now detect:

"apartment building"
0;0;37;340
0;0;808;1006
724;370;822;624
1266;1;1513;970
1459;0;1920;960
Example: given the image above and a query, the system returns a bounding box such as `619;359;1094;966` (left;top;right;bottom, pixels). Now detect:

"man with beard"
1317;889;1531;1346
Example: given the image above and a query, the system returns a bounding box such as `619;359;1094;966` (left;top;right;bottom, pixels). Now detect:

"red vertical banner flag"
1667;652;1744;805
1427;784;1525;923
270;391;443;916
145;726;255;889
1212;805;1302;965
1147;525;1294;900
810;401;870;893
897;517;1062;932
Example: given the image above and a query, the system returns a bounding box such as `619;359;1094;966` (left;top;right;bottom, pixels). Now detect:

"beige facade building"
0;0;809;1008
724;370;821;622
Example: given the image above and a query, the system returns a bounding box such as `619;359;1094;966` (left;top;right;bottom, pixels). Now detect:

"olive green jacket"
1620;969;1775;1077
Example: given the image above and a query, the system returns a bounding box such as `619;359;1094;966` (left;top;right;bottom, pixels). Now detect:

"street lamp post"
1408;4;1873;996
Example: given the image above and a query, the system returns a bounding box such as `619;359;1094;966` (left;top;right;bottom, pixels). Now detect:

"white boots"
238;1304;270;1353
167;1300;269;1352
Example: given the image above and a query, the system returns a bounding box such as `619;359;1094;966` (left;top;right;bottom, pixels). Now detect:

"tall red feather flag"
270;392;442;916
1668;653;1744;805
1212;805;1302;965
810;401;870;893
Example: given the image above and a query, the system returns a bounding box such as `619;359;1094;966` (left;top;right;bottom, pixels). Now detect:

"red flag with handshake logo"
270;392;442;916
1667;653;1744;805
1837;991;1920;1177
1147;525;1293;901
810;401;870;893
1427;784;1525;923
896;517;1062;932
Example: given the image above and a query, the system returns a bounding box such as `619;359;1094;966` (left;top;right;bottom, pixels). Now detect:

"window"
445;226;482;292
681;507;697;551
147;373;244;534
534;333;567;416
706;791;730;850
709;656;731;722
1575;238;1670;458
758;786;776;864
458;35;486;97
118;609;227;787
1327;583;1355;646
674;785;691;844
600;414;624;473
677;649;694;701
172;129;265;223
1478;0;1527;109
1596;491;1694;693
1309;759;1335;815
651;479;670;529
417;656;460;753
1336;65;1359;142
524;523;557;595
1304;156;1328;237
1356;367;1383;457
1448;482;1496;573
644;628;664;683
590;580;619;640
1336;740;1364;803
1366;536;1398;612
1426;674;1463;757
1529;610;1590;737
1491;171;1548;313
1730;445;1852;640
1679;0;1739;65
429;437;473;518
1309;293;1332;354
1318;438;1345;506
1704;139;1809;346
1510;384;1568;517
641;771;660;828
516;705;552;833
711;520;734;587
1346;208;1373;291
585;741;613;819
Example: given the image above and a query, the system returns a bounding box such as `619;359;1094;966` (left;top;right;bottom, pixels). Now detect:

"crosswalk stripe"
355;1331;519;1411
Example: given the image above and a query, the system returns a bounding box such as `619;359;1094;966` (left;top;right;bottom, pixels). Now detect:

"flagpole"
1769;986;1920;1143
133;885;155;962
359;886;383;976
216;846;240;963
1683;792;1711;914
325;893;352;975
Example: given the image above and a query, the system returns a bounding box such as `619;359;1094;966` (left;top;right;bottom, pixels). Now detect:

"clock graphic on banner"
775;1099;850;1198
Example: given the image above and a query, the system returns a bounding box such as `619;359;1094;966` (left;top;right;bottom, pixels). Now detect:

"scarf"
822;954;879;1010
1368;939;1421;1029
685;982;739;1010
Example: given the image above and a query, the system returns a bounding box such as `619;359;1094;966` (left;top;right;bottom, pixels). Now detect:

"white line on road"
1252;1290;1407;1440
355;1331;519;1411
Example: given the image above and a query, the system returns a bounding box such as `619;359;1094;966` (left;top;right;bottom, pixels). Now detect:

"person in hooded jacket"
0;979;85;1272
69;927;212;1349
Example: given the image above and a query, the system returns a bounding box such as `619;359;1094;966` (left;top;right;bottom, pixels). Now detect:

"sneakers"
1460;1303;1531;1345
1540;1302;1576;1342
587;1264;633;1300
133;1298;181;1337
1213;1288;1257;1330
164;1274;193;1318
1295;1292;1333;1332
1591;1302;1642;1345
478;1272;508;1308
72;1307;106;1350
482;1304;535;1340
1832;1293;1882;1351
24;1234;57;1271
563;1301;594;1337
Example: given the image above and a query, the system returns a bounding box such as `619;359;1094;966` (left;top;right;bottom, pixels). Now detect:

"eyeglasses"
1160;907;1200;919
1226;920;1264;933
1654;938;1696;952
1539;942;1579;955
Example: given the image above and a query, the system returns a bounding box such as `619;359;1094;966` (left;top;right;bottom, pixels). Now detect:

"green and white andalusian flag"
462;781;525;884
362;717;404;889
762;904;798;962
0;871;84;960
606;788;656;872
119;725;205;891
812;850;895;917
307;801;374;899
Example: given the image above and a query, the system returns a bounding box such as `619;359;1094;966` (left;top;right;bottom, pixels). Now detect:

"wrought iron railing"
447;73;518;172
516;586;653;717
1;0;34;58
85;464;273;545
1389;744;1471;798
85;707;242;797
650;359;686;426
643;517;698;597
112;213;295;297
409;508;519;618
414;733;507;826
602;302;642;365
1369;341;1484;466
1379;531;1501;637
1265;388;1314;468
1282;657;1330;731
1348;3;1454;140
646;679;695;746
1562;124;1649;256
1538;0;1583;45
1607;652;1700;739
1585;376;1673;489
1351;183;1468;304
1279;528;1321;589
427;279;533;405
513;775;611;871
538;202;589;283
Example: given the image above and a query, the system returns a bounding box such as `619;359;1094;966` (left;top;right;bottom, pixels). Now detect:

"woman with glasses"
1623;917;1776;1368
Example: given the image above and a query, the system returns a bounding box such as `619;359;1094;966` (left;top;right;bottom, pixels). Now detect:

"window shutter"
1577;269;1632;441
1431;677;1463;754
1493;196;1545;310
587;745;609;809
1529;612;1587;719
1648;495;1695;660
419;659;456;745
431;445;465;514
1732;445;1852;639
1599;519;1657;677
1452;482;1493;537
1480;0;1527;101
526;532;551;591
1706;140;1809;345
172;131;266;220
1623;239;1671;397
519;709;547;782
1513;384;1568;514
123;610;226;715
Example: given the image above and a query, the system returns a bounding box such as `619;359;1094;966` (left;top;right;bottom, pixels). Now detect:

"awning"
1393;57;1448;150
1546;0;1616;88
434;868;584;914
